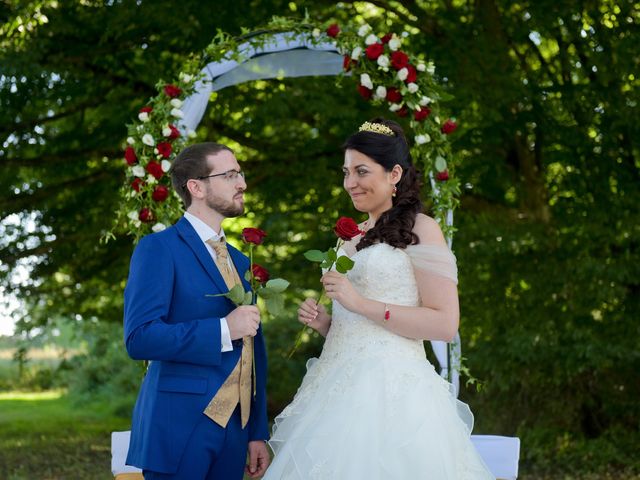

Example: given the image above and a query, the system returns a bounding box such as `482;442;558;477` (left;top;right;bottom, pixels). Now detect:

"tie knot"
207;237;228;258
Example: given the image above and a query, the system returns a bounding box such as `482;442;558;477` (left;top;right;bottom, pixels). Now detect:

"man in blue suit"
124;142;270;479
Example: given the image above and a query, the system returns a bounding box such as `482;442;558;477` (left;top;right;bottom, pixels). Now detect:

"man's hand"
245;440;270;478
226;305;260;340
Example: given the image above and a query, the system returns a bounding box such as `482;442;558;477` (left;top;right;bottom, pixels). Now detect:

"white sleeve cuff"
220;317;233;352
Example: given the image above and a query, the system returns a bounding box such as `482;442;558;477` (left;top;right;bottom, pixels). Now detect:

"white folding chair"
471;435;521;480
111;431;143;480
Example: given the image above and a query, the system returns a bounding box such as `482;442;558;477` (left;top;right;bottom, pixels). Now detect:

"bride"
263;118;494;479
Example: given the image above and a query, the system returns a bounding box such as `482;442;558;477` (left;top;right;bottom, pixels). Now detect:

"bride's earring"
392;185;397;198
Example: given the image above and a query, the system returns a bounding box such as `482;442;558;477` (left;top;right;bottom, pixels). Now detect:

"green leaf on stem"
326;248;337;262
229;284;248;305
244;270;252;282
265;278;290;293
335;255;355;274
304;250;325;262
243;291;254;305
265;295;284;316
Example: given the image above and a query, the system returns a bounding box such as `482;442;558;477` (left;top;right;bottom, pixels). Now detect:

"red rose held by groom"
334;217;363;241
251;264;270;284
242;227;267;245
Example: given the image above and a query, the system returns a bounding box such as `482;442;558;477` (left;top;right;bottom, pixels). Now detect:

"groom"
123;142;270;479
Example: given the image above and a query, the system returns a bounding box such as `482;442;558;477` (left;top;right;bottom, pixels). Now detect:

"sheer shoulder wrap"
405;244;458;285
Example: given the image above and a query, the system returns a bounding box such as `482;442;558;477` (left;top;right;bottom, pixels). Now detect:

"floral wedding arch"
112;16;463;392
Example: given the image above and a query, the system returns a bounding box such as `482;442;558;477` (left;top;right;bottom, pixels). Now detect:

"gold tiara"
359;121;395;136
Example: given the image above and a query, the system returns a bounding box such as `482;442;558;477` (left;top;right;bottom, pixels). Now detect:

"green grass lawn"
0;390;131;480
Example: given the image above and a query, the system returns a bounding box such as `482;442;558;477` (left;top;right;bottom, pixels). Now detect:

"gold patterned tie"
204;237;253;429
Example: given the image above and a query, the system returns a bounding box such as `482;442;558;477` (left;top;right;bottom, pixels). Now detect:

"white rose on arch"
364;34;378;45
374;86;387;100
360;73;373;90
142;134;155;146
132;165;145;177
407;83;419;94
138;111;150;122
388;36;402;51
358;24;371;37
351;46;362;59
397;67;409;81
377;55;390;69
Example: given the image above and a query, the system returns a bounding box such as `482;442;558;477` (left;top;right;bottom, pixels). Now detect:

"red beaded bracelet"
384;304;390;321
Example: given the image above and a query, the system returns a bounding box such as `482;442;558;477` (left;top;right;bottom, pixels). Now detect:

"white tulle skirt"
264;353;494;479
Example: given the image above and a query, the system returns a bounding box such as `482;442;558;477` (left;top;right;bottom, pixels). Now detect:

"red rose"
139;106;153;114
152;185;169;202
251;264;270;284
396;106;409;117
436;170;450;181
441;119;458;134
242;227;267;245
343;55;351;72
138;208;153;223
167;124;181;140
124;146;137;165
405;65;417;83
390;51;409;70
365;43;384;60
163;84;182;98
131;178;144;192
381;33;393;44
146;161;164;179
357;85;373;100
414;108;431;122
157;141;172;158
326;23;340;38
334;217;362;241
385;87;402;103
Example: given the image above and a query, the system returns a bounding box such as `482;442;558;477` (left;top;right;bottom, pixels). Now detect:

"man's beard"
206;194;244;218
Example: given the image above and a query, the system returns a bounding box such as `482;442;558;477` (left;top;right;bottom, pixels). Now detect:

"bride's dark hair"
343;117;423;251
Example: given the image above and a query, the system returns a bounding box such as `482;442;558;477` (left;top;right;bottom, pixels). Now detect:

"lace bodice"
320;243;426;364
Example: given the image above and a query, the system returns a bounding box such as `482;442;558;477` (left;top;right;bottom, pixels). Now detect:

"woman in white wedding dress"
263;118;494;479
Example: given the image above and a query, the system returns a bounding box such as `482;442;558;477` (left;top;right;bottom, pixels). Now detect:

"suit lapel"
175;217;230;294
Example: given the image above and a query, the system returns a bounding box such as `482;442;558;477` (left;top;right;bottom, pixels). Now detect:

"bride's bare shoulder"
412;214;446;246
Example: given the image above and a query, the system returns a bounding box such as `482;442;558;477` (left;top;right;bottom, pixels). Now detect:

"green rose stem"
288;238;353;358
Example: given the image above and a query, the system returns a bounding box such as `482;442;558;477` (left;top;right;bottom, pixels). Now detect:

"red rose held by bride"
334;217;363;241
242;227;267;245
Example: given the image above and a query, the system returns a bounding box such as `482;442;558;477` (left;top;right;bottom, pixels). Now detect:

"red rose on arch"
326;23;340;38
342;55;352;72
131;178;144;192
138;208;153;223
152;185;169;202
365;43;385;60
357;85;373;100
124;146;138;165
436;170;450;181
167;124;181;140
414;108;431;122
405;65;417;83
381;33;393;44
146;161;164;180
334;217;363;241
396;106;409;117
390;51;409;70
441;119;458;134
164;84;182;98
242;227;267;245
157;142;172;159
251;264;270;284
385;87;402;103
139;106;153;114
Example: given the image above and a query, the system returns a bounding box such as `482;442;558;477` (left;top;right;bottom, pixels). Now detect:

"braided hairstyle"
343;117;424;251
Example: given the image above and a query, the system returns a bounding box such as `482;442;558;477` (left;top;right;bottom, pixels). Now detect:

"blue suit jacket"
123;216;269;474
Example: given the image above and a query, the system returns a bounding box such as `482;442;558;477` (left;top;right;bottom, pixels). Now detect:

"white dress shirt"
184;212;234;352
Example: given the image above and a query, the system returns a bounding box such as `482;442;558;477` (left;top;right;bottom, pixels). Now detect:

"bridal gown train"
264;243;494;479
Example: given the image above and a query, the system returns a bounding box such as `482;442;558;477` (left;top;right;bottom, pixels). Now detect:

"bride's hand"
298;298;331;332
321;271;362;313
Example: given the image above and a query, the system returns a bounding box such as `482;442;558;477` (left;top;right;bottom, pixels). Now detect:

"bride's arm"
322;214;459;342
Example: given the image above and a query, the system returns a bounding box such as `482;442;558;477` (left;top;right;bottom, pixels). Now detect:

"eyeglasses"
182;169;245;189
197;169;245;182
